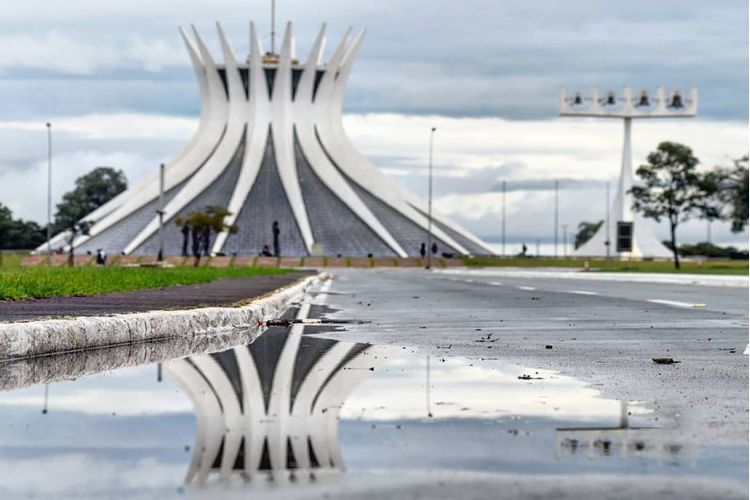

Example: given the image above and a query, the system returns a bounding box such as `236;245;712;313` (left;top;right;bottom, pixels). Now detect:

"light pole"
426;127;436;270
560;85;697;258
157;163;165;262
605;180;611;259
46;122;52;259
554;180;559;258
501;180;506;257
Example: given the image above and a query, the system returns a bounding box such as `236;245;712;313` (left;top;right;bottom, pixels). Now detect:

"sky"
0;0;747;248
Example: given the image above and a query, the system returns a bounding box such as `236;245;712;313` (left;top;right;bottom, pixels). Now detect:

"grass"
0;266;292;301
0;251;27;269
462;256;749;275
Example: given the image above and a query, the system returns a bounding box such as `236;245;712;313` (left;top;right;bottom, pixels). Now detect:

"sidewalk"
0;270;314;323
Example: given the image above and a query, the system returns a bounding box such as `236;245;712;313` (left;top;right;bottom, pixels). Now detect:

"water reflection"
0;322;746;498
165;314;394;486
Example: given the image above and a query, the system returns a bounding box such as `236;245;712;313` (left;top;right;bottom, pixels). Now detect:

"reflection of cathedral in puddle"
165;306;393;486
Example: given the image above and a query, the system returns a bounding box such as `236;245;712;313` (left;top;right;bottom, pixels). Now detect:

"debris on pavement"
652;358;681;365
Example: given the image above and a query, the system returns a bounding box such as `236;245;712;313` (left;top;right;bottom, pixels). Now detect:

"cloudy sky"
0;0;747;249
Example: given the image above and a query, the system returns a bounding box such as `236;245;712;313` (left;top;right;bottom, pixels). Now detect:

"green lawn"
0;251;26;269
0;266;292;301
462;256;749;275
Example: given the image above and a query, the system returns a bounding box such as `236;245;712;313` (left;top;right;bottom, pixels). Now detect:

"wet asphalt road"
314;268;749;447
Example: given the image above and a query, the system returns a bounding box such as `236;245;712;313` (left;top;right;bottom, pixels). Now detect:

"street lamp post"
605;180;611;259
554;180;559;258
46;122;52;260
501;180;506;257
426;127;436;270
157;163;166;262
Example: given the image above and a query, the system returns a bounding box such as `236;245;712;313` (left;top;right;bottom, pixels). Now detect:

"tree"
714;156;749;233
175;205;238;264
629;142;718;269
574;220;603;249
54;167;127;265
52;167;127;234
0;203;46;250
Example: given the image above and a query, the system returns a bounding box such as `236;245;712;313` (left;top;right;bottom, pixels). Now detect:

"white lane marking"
518;286;536;291
567;290;598;296
648;299;707;309
489;281;503;286
464;279;475;283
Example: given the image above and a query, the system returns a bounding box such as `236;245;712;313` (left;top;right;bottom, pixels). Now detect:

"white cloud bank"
0;32;185;74
0;112;746;247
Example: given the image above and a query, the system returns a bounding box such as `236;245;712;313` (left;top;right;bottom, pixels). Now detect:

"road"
315;268;748;447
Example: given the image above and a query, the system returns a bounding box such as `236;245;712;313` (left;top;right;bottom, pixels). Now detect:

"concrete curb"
0;272;325;362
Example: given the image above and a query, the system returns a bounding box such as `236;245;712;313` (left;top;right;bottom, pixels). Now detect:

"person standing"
180;224;190;257
420;242;426;258
272;221;281;257
431;242;438;255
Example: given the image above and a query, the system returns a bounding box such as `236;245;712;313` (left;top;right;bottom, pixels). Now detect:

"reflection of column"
166;315;391;485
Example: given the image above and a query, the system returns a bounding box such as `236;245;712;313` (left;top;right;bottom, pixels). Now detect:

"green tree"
175;205;238;264
715;156;749;233
574;220;603;249
630;142;718;269
0;203;46;250
54;167;128;265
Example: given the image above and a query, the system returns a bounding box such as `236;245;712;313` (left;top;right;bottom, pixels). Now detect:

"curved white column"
270;22;314;253
211;22;271;254
123;26;246;254
191;355;244;480
233;346;267;476
74;27;228;250
264;303;309;471
315;33;473;255
298;29;407;257
164;359;225;485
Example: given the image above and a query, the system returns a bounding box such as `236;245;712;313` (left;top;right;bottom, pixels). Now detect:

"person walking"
431;242;438;255
420;242;426;258
272;221;281;257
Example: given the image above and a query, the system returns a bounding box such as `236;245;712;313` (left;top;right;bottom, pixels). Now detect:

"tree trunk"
67;230;77;267
670;221;680;270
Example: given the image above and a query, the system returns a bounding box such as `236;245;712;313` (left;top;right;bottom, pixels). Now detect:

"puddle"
0;326;746;498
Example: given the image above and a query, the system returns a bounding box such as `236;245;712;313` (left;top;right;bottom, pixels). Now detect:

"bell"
573;92;582;105
669;91;684;108
605;91;616;105
637;90;649;107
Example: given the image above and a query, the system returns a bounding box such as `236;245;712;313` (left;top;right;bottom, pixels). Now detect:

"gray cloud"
0;0;744;120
